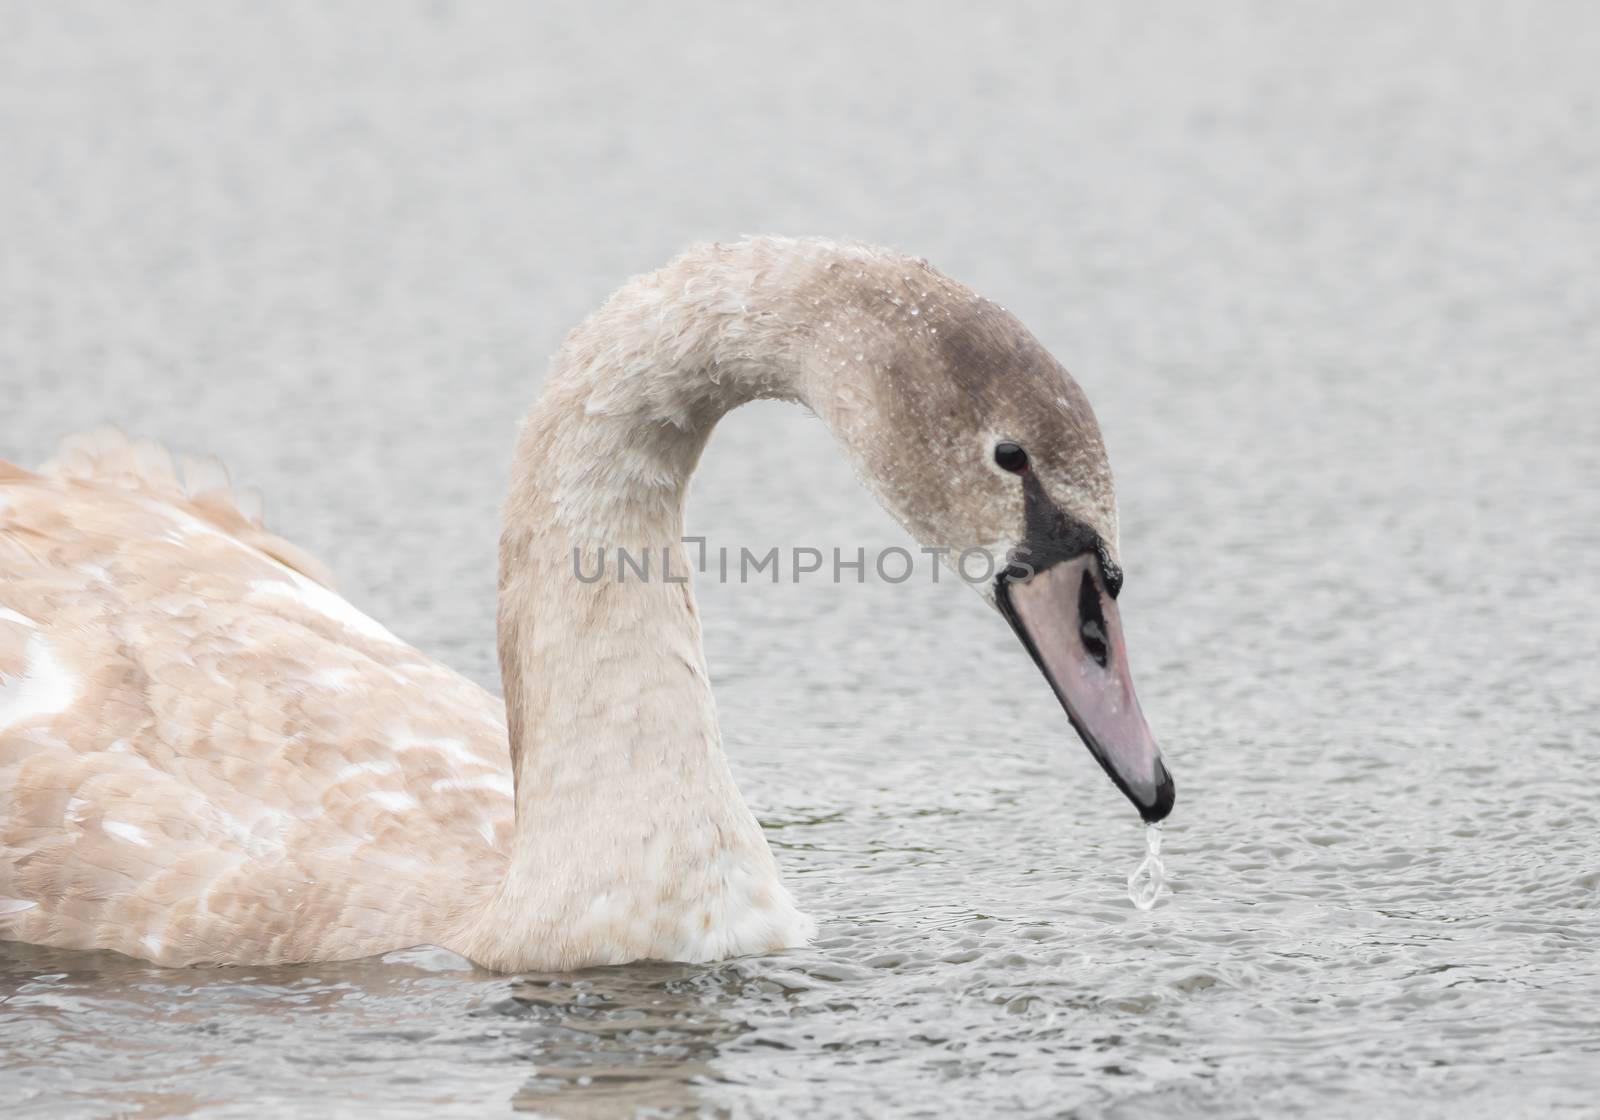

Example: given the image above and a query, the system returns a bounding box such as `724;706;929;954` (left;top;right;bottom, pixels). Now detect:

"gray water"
2;2;1598;1116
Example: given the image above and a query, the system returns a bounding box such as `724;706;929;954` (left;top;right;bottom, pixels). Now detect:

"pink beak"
999;553;1175;821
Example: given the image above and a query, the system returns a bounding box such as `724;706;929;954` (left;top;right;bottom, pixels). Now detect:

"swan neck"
462;243;822;968
497;243;821;783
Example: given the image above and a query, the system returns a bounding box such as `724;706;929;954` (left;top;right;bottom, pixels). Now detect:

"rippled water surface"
3;3;1598;1116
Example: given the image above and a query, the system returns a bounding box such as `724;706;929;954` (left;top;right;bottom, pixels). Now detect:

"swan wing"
0;435;511;964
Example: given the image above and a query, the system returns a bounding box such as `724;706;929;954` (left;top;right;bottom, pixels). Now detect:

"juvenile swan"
0;238;1173;969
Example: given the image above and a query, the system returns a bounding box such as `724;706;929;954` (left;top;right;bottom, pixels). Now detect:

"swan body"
0;445;520;963
0;237;1172;970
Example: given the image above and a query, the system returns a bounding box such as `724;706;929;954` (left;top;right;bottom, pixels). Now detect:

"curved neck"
499;243;820;794
459;242;833;969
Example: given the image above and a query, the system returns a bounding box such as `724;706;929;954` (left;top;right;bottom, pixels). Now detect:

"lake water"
2;3;1597;1116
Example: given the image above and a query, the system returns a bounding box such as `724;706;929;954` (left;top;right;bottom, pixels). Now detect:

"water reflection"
2;943;792;1117
494;963;753;1118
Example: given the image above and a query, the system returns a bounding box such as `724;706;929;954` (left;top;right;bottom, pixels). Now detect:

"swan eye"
993;441;1029;473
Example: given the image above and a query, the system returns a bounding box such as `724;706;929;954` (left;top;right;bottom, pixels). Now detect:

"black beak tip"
1137;764;1176;824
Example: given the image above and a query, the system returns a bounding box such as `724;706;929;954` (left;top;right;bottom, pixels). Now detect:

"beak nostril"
1076;568;1110;667
1080;618;1108;666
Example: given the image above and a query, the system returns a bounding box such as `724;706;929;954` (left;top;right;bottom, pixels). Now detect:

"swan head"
798;245;1174;822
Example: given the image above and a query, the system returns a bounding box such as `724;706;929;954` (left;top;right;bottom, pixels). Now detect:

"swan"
0;237;1174;970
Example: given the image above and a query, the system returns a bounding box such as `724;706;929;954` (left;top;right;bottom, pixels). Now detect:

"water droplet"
1127;823;1166;911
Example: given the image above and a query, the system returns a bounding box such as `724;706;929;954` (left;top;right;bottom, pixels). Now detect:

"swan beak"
998;553;1175;822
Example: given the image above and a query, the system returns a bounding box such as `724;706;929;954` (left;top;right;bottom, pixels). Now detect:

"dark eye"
993;441;1029;473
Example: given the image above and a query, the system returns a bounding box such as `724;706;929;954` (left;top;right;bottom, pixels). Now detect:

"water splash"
1127;824;1167;911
